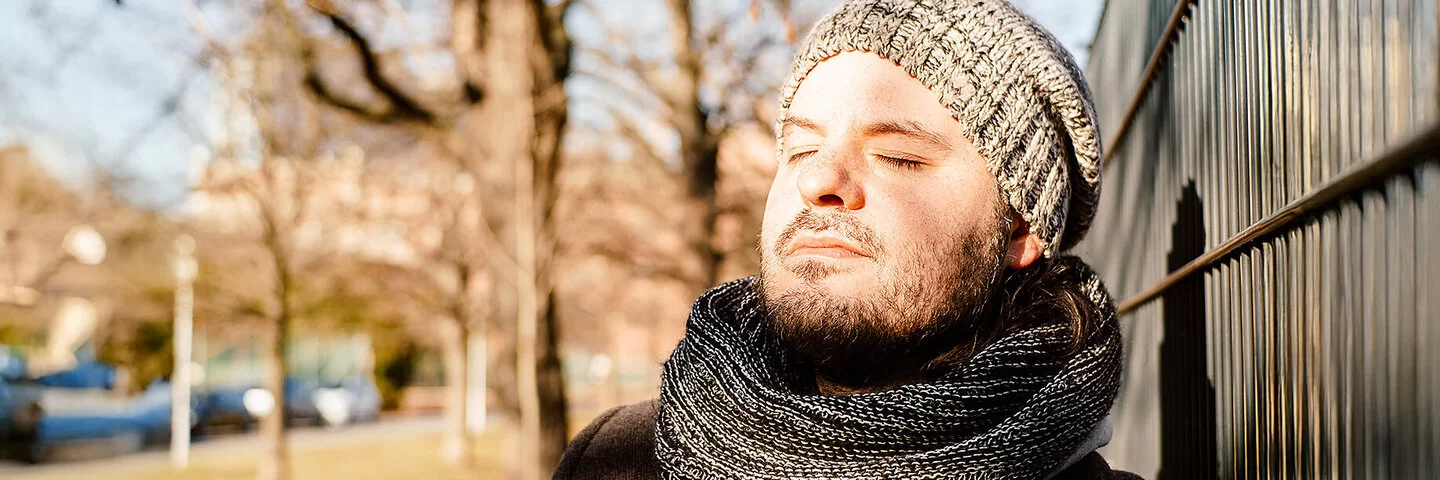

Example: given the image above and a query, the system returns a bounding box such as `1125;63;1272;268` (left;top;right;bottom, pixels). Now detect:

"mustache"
773;209;885;259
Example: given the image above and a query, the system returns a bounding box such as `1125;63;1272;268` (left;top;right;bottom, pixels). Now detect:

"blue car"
1;380;14;451
2;364;201;464
1;348;20;443
196;376;381;431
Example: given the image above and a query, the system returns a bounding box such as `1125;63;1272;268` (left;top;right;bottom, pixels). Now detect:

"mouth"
784;232;872;259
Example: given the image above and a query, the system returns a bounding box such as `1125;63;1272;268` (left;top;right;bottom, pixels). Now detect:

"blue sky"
0;0;231;208
0;0;1105;210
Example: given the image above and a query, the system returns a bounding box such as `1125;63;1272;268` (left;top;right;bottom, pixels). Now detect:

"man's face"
759;52;1011;384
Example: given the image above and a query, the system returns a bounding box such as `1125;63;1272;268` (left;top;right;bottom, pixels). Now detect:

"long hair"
922;254;1107;378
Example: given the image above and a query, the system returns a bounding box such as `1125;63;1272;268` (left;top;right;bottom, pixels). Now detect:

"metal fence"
1078;0;1439;478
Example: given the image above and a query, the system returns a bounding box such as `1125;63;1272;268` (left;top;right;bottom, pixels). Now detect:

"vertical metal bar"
1429;0;1440;124
1326;206;1345;480
1339;0;1354;174
1304;0;1320;193
1389;0;1412;141
1420;164;1439;480
1277;2;1296;467
1248;3;1267;472
1328;203;1340;480
1259;4;1281;475
1342;199;1361;480
1279;1;1308;475
1395;176;1419;480
1300;11;1319;466
1298;221;1316;479
1363;191;1381;480
1202;4;1233;475
1319;209;1337;479
1369;3;1387;478
1328;6;1347;475
1218;1;1239;473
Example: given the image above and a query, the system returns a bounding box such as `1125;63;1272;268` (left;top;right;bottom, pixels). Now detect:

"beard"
757;207;1010;391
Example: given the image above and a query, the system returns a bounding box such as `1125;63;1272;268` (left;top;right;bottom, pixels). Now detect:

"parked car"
0;346;24;381
0;347;21;448
0;379;14;450
6;383;149;464
197;375;381;431
194;384;259;433
2;372;200;463
313;377;382;427
32;363;115;389
196;377;316;431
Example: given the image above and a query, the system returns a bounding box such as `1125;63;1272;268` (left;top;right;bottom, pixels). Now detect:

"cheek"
879;189;951;244
875;180;998;251
760;171;801;249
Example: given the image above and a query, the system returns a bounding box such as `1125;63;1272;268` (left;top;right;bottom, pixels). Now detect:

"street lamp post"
171;235;198;469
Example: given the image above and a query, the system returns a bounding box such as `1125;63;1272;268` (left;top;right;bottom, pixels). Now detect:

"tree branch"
583;243;695;286
298;3;439;125
597;102;672;170
571;2;671;107
711;35;780;134
321;9;435;121
301;72;397;122
572;63;668;114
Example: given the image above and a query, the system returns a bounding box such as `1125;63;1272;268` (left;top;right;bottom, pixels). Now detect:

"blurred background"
0;1;1103;479
4;1;1438;480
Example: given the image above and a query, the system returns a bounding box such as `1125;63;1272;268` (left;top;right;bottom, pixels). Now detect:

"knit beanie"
776;0;1102;256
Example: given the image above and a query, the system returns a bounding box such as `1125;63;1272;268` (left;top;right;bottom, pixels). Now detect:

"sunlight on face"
759;51;1009;349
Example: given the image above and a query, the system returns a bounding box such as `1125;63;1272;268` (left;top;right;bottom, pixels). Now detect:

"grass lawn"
10;410;614;480
20;429;513;480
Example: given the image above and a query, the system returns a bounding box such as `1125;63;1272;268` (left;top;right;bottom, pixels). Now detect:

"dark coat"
554;401;1143;480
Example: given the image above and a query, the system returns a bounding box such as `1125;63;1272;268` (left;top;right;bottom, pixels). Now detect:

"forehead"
787;51;959;130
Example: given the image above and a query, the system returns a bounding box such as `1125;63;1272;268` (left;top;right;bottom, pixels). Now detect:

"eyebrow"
861;119;953;150
781;115;953;150
781;115;825;137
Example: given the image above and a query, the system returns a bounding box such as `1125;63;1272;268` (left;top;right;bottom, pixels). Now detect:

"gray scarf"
656;267;1122;479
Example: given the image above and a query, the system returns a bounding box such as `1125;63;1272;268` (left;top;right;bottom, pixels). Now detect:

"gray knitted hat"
777;0;1102;256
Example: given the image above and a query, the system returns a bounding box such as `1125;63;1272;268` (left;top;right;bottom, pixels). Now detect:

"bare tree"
575;0;799;292
406;163;494;467
322;155;497;468
188;2;328;477
0;147;82;309
270;0;576;476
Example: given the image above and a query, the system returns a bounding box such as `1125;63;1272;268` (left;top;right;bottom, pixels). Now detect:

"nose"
795;150;865;210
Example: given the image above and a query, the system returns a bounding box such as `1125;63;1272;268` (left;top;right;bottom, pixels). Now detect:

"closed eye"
788;150;818;164
877;155;925;171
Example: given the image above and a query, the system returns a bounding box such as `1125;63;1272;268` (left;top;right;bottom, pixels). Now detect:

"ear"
1005;212;1044;269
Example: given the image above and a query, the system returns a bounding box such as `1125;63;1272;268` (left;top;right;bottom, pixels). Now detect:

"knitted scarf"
656;269;1122;479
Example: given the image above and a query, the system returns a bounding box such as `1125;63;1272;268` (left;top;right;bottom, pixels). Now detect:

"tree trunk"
251;4;297;478
439;315;472;466
530;0;573;471
687;140;722;287
474;1;572;476
256;319;290;480
257;209;291;480
535;289;569;467
664;0;724;289
440;263;474;466
481;1;543;478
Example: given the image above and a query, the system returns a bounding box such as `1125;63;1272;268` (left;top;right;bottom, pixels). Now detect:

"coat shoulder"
553;400;661;480
1051;451;1146;480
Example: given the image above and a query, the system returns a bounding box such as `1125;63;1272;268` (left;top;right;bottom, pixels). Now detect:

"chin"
776;259;874;295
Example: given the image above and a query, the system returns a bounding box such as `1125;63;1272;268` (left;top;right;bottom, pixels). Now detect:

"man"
557;0;1134;478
